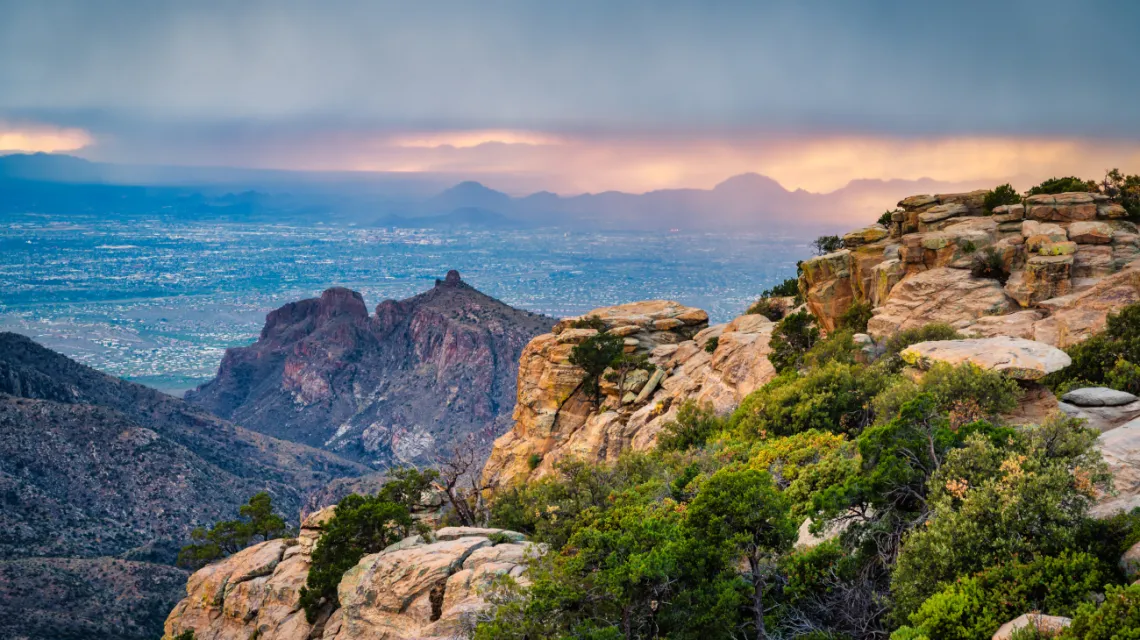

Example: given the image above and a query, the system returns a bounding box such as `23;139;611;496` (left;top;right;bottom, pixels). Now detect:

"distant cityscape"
0;213;811;394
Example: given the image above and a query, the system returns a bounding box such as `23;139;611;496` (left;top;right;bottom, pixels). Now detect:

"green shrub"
1107;358;1140;395
730;360;894;439
762;277;800;299
299;493;414;622
837;301;873;332
569;315;606;330
569;332;626;406
1026;176;1096;196
878;210;896;226
176;492;290;570
527;452;542;470
173;631;195;640
747;297;786;321
897;552;1104;640
891;416;1108;618
658;400;725;452
769;309;820;373
487;531;515;545
1065;583;1140;638
873;362;1022;425
803;329;859;368
970;247;1008;283
982;183;1021;213
703;336;719;353
813;235;845;255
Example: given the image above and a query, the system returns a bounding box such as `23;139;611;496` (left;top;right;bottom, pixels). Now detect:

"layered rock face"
187;272;555;468
481;300;778;488
801;191;1140;347
163;510;539;640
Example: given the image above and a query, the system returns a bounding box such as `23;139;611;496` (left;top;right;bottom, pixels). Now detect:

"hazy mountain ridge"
0;152;990;230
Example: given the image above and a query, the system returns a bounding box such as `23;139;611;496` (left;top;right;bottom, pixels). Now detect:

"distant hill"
0;152;995;230
186;272;556;468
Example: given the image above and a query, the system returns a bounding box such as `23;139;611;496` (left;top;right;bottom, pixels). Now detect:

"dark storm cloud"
2;0;1139;141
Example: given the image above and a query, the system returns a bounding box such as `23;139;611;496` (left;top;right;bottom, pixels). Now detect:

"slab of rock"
843;224;889;247
992;613;1071;640
866;268;1015;339
962;310;1044;340
1062;387;1139;407
1093;416;1140;517
1068;221;1114;244
918;202;968;225
1006;255;1073;307
900;337;1071;380
1032;259;1140;347
1058;400;1140;433
991;203;1025;223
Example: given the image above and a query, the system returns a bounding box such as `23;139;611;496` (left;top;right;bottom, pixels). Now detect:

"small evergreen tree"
569;332;626;406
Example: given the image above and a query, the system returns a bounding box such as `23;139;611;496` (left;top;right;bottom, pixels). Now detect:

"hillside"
186;272;556;468
0;332;369;639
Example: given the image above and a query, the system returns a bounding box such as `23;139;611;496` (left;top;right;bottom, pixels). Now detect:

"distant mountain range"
0;152;995;231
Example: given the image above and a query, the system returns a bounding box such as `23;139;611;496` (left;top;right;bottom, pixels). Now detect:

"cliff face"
163;509;539;640
187;271;555;468
0;332;369;640
481;300;778;489
800;190;1140;347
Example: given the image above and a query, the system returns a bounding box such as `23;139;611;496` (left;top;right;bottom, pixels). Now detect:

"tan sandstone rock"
900;337;1071;380
866;268;1015;339
481;303;776;488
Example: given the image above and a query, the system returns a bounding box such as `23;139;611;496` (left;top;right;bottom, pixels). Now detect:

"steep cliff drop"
187;272;556;468
481;300;779;489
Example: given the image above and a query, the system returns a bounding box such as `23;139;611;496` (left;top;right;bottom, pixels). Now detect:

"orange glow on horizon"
0;125;92;153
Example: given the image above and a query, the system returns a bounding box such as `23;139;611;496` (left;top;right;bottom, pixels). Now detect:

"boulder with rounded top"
900;336;1071;380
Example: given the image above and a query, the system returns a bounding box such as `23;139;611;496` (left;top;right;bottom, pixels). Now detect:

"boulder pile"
162;509;540;640
802;190;1140;347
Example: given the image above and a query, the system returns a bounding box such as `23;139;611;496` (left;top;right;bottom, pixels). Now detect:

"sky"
2;0;1139;195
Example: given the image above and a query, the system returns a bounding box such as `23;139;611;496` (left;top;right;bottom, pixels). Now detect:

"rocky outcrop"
163;512;539;640
187;272;555;468
900;337;1071;381
799;190;1140;348
481;301;778;489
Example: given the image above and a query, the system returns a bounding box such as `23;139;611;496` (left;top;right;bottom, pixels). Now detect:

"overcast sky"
2;0;1139;193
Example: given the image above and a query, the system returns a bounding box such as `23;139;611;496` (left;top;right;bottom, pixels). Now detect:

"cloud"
0;123;92;153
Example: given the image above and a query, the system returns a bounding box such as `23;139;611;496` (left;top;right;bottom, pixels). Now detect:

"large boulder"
1062;387;1139;407
900;337;1071;380
866;268;1016;339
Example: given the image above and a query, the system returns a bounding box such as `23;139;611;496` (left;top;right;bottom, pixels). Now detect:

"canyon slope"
0;332;368;640
187;272;556;468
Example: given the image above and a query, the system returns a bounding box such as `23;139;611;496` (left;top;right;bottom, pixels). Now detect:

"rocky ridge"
0;332;369;640
802;189;1140;346
163;509;540;640
481;300;778;488
187;271;555;468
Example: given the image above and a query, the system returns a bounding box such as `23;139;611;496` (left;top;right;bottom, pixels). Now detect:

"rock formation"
800;190;1140;347
481;300;778;488
163;510;540;640
187;272;555;468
